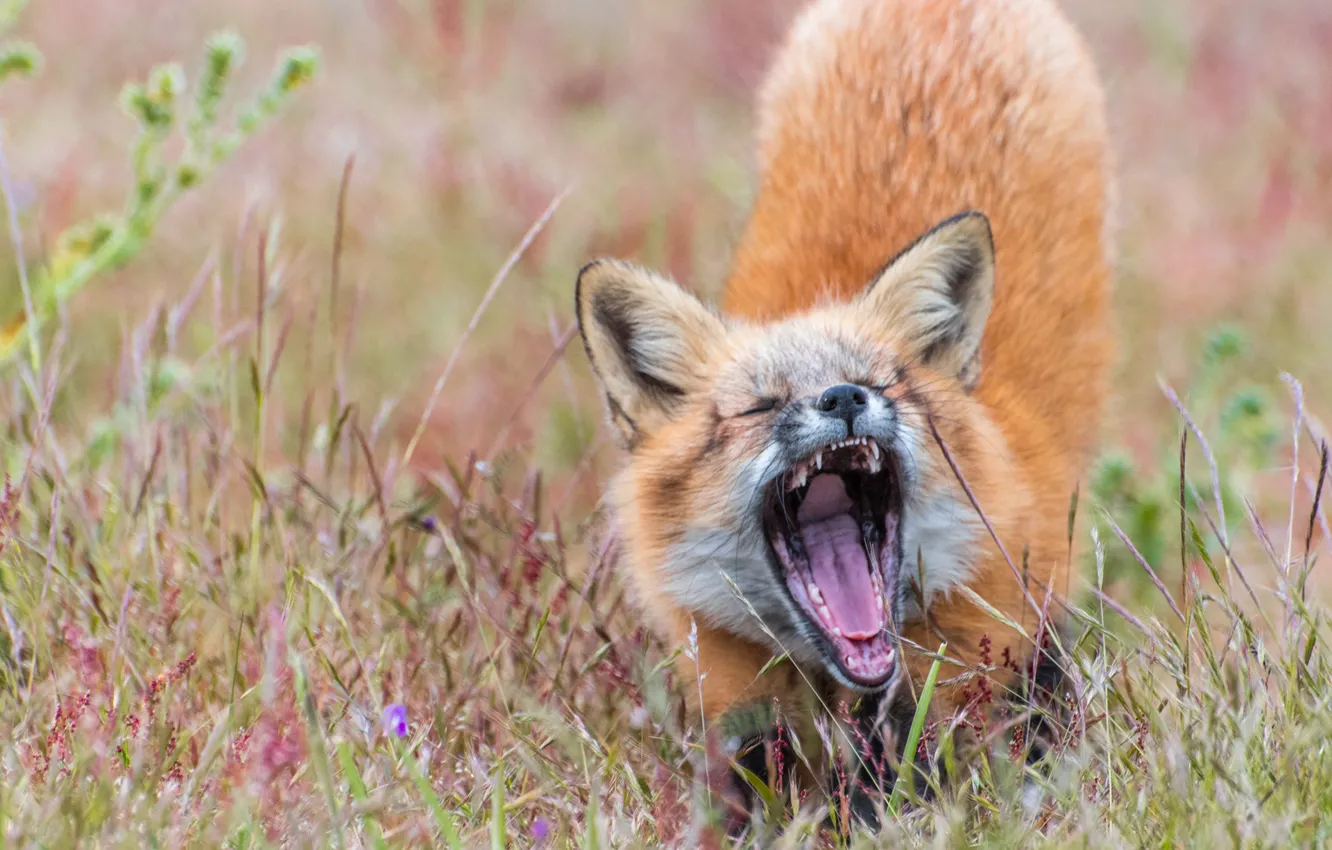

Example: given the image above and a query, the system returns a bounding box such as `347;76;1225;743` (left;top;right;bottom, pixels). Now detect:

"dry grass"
1;0;1331;846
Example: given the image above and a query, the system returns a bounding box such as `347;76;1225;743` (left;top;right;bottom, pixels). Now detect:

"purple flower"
531;818;551;843
381;703;408;738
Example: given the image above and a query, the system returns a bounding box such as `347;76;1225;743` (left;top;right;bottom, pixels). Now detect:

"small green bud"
274;46;319;95
121;82;172;130
136;175;162;206
0;40;41;80
47;217;115;273
1202;324;1246;367
148;62;186;104
197;31;244;127
1225;388;1266;421
205;30;245;78
176;164;201;189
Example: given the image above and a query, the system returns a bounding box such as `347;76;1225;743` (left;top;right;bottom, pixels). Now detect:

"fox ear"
576;259;726;445
859;211;996;391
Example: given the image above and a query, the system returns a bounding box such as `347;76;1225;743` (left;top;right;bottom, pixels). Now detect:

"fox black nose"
816;384;868;426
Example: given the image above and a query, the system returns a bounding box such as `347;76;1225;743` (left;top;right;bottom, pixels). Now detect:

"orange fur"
721;0;1112;716
579;0;1112;736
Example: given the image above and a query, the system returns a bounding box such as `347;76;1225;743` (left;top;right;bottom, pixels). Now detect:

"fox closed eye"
738;399;780;417
740;399;777;421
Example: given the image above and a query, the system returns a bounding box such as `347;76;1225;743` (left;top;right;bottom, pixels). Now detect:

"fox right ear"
576;259;726;446
859;211;996;391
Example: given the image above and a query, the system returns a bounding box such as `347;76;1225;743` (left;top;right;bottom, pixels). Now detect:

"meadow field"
1;0;1331;845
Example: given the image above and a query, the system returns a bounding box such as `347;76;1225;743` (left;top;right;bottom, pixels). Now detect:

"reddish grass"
2;0;1332;845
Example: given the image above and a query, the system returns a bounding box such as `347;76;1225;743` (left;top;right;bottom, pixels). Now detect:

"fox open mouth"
762;436;901;688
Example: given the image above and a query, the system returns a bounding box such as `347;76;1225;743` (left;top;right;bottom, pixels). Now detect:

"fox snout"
815;383;868;422
774;385;899;468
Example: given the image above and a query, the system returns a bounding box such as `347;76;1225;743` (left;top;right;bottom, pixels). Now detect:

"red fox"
576;0;1112;822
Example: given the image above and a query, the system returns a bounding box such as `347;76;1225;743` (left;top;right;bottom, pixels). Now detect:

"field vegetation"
1;0;1330;845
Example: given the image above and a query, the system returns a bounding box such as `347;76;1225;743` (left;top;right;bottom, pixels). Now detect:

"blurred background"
3;3;1331;841
2;0;1330;517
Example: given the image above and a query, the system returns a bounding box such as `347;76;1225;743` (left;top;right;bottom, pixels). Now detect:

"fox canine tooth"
785;469;797;490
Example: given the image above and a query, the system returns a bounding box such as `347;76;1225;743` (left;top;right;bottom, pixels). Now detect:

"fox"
575;0;1113;827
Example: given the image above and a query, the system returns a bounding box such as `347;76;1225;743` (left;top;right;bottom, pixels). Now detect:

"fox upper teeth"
867;450;881;474
783;436;884;491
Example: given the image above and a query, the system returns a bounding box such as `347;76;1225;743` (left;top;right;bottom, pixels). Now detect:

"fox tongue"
797;476;885;640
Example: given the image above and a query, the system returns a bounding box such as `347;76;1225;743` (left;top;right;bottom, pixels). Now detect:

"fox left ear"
859;211;995;391
576;259;726;446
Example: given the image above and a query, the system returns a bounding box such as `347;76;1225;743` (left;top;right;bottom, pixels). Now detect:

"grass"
1;0;1332;846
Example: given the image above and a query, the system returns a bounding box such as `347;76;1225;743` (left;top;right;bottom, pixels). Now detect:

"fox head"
576;212;996;692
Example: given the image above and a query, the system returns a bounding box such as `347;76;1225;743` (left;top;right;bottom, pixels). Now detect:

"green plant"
1089;324;1281;612
2;0;1330;844
0;2;317;372
0;2;40;82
